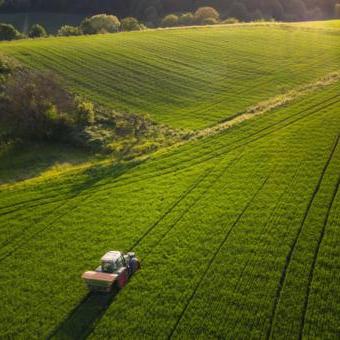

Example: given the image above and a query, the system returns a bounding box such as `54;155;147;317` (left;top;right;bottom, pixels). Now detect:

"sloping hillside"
0;23;339;129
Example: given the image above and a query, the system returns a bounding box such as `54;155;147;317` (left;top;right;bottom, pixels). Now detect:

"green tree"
161;14;179;27
28;24;47;38
0;68;74;141
120;17;141;31
194;7;220;24
80;14;120;35
201;17;218;25
0;23;21;41
57;25;81;36
178;12;194;26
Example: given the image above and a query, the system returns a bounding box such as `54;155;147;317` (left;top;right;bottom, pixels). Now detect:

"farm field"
0;23;339;129
0;79;339;338
0;12;83;34
0;21;340;339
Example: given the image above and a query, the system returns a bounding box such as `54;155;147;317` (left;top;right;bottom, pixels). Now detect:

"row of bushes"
160;7;240;27
0;22;48;41
58;15;145;37
0;15;145;41
3;1;337;41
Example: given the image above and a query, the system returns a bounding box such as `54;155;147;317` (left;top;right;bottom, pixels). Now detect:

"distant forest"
0;0;338;21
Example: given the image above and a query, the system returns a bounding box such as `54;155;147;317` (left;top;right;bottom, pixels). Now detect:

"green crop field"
0;22;340;339
0;12;84;34
0;22;339;129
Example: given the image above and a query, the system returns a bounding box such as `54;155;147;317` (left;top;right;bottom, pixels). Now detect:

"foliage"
80;14;120;35
161;14;179;27
57;25;81;36
75;97;95;125
222;17;239;24
120;17;141;31
0;68;74;141
178;12;194;26
202;17;218;25
194;7;220;24
28;24;47;38
0;23;21;41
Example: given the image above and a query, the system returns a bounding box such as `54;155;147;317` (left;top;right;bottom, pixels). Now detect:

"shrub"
121;17;141;31
194;7;220;24
178;12;194;26
201;17;218;25
57;25;81;36
0;68;74;141
75;97;95;124
80;14;120;35
28;24;47;38
222;17;239;24
161;14;179;27
0;23;21;41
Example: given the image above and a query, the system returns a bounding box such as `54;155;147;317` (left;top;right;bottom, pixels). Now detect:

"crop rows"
0;78;339;338
0;25;339;129
0;23;339;338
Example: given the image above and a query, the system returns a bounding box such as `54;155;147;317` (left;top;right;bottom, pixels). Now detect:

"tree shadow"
49;288;119;340
0;142;93;185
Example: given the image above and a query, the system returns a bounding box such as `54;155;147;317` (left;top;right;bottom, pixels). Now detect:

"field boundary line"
195;72;340;140
266;134;340;339
168;175;269;339
299;142;340;339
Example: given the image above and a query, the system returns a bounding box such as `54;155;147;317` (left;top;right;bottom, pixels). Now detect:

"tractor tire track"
168;176;269;339
140;153;244;262
0;172;112;252
266;134;340;339
232;160;303;293
1;95;338;217
298;169;340;339
1;96;337;258
0;179;102;263
127;168;212;252
232;170;298;293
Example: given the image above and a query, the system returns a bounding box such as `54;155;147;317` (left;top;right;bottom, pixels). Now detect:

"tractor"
82;251;140;293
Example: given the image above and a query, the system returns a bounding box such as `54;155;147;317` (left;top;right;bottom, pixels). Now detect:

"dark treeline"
0;0;338;21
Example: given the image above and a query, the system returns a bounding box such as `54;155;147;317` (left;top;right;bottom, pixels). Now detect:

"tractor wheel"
117;269;128;289
130;258;140;274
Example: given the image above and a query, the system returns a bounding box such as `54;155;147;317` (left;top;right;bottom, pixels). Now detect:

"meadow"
0;22;339;339
0;22;339;129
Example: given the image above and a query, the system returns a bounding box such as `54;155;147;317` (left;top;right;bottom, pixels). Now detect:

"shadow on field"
49;288;119;339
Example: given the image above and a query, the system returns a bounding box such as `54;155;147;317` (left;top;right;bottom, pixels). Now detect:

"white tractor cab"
82;251;140;293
